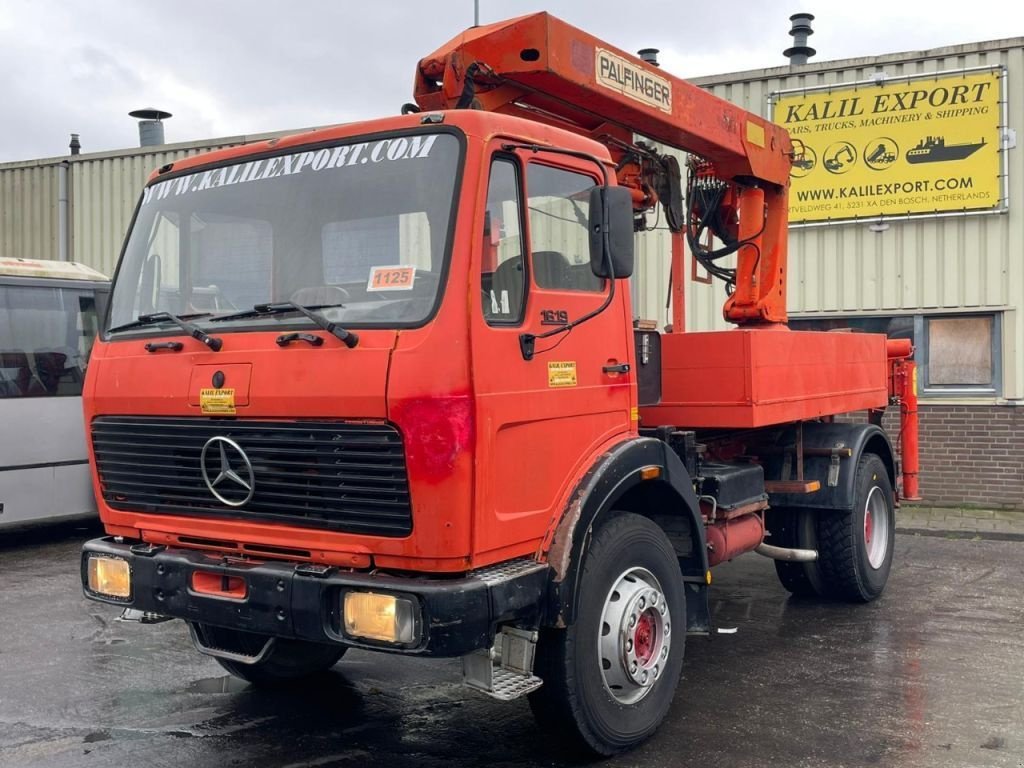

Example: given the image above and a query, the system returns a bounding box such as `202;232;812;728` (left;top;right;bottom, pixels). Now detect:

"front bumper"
81;537;549;657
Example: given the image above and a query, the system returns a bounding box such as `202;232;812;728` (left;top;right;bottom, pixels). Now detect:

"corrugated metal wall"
633;38;1024;398
70;143;249;277
0;160;62;262
0;131;288;275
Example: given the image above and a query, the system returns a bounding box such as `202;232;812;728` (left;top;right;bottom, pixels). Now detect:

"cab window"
526;163;604;293
481;158;527;324
0;283;99;398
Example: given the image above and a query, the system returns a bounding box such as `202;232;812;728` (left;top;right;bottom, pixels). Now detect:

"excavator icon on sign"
823;141;857;174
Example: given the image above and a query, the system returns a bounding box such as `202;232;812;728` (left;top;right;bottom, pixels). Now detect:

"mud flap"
685;580;711;636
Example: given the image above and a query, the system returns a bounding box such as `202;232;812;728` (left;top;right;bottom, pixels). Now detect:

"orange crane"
416;12;792;327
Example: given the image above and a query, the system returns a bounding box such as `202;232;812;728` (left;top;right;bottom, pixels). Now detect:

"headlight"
343;591;417;644
87;556;132;599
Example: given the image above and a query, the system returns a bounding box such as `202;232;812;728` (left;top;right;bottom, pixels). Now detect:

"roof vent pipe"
129;108;172;147
784;13;816;65
69;133;81;156
637;48;660;67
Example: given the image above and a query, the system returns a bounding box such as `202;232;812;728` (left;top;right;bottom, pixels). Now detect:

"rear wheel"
766;507;828;597
195;624;347;686
528;513;685;755
816;454;895;602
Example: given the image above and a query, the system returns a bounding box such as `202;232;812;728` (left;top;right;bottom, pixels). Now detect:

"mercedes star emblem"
200;436;255;507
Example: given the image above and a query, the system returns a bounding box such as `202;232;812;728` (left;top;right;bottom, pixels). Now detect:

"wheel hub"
599;567;671;705
864;485;890;569
634;610;656;664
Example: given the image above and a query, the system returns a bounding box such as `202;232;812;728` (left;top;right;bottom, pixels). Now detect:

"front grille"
91;416;412;536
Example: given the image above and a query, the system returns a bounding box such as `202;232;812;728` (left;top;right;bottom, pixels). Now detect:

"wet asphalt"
1;523;1022;768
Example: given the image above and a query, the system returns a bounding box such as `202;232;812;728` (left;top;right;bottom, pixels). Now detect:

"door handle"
602;363;631;374
276;332;325;347
145;341;184;353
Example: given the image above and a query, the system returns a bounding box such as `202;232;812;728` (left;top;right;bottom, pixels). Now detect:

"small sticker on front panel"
548;361;578;388
367;265;416;291
200;388;236;415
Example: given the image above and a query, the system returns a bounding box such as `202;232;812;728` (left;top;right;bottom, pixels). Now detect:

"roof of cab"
146;110;614;183
0;258;109;282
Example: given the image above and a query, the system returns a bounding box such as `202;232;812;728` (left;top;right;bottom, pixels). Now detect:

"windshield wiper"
107;311;223;351
210;302;358;348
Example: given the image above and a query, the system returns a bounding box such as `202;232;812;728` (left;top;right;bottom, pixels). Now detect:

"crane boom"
414;12;795;325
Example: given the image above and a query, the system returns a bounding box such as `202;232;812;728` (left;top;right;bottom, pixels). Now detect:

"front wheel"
816;454;896;602
194;624;347;686
528;513;685;755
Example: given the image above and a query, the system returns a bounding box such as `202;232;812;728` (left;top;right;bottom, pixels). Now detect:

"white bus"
0;258;108;529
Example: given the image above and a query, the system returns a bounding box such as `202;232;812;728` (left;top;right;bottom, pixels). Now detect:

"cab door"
470;147;633;560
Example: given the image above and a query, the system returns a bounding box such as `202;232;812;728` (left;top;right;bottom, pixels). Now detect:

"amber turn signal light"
343;591;417;644
87;556;132;600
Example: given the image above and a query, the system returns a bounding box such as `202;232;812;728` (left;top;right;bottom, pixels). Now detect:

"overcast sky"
1;0;1022;162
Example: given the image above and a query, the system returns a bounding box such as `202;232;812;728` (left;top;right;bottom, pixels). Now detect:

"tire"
195;624;347;686
815;454;895;602
766;507;828;597
528;513;686;755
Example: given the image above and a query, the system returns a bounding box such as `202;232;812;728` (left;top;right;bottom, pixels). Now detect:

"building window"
922;315;998;394
789;312;1001;397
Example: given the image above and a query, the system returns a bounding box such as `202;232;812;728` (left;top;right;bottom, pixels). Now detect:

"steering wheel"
289;285;352;305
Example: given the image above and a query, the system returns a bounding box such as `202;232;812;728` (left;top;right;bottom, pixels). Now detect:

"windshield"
108;131;461;334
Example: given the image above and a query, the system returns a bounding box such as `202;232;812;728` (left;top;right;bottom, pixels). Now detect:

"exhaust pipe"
754;543;818;562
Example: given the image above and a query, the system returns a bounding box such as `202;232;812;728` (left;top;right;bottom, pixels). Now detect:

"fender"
541;436;708;628
766;422;897;511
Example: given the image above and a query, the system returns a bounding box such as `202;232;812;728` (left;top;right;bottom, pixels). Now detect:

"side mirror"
589;186;635;279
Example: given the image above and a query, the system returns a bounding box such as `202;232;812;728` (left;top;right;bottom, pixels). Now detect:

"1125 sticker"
367;265;416;291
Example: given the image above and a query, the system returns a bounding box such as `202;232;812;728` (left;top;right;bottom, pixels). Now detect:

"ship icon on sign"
906;136;986;164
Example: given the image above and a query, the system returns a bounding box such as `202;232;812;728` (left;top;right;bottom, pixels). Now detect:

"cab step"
462;626;543;701
187;622;276;665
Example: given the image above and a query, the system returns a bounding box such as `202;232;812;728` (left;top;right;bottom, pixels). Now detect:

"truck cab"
87;110;636;575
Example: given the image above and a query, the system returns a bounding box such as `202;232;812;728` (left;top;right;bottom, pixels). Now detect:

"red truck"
80;13;918;754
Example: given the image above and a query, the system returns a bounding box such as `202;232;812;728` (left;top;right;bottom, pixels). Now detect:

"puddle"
185;675;251;694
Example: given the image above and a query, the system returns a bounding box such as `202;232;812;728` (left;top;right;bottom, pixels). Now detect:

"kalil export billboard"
771;68;1005;224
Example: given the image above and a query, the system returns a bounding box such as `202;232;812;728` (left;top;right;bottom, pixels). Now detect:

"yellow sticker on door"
200;388;236;415
548;361;577;388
